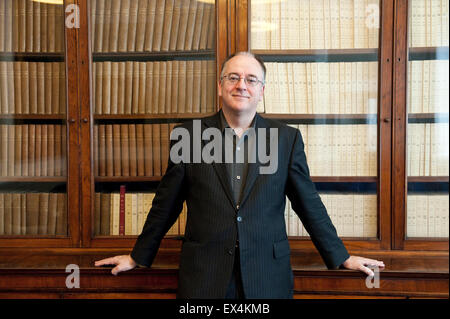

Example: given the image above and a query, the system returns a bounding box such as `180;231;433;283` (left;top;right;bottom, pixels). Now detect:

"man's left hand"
341;256;385;276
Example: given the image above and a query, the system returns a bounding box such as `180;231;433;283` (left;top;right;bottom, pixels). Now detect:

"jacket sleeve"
130;143;187;267
285;129;350;269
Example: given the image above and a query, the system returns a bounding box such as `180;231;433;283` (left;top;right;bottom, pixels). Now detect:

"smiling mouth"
232;95;250;98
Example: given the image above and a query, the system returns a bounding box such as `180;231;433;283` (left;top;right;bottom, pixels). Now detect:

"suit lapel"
239;114;271;209
201;113;236;208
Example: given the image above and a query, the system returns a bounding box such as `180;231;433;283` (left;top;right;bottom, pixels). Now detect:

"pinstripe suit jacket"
130;112;349;298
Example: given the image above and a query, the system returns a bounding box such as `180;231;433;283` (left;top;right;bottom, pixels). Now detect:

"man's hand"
341;256;385;277
94;255;137;276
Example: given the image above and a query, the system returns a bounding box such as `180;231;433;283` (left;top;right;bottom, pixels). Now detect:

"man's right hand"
94;255;137;276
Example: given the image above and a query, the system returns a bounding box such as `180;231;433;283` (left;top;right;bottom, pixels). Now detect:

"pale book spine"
131;193;138;235
365;195;377;237
102;61;111;114
288;199;298;236
356;62;363;114
278;63;289;113
422;60;430;113
152;0;166;51
406;195;416;238
127;0;139;52
280;0;289;49
144;0;157;51
191;1;205;51
110;62;119;114
309;0;324;49
169;0;182;51
270;0;280;49
144;62;154;113
101;0;112;52
339;0;354;49
287;64;295;113
109;0;121;52
299;0;310;49
353;195;364;237
164;61;173;113
135;0;148;52
136;193;143;234
323;0;331;49
342;194;354;237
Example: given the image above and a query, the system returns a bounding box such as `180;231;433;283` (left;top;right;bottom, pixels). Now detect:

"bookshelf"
85;0;219;245
0;0;75;246
248;0;388;250
0;0;448;299
245;0;448;251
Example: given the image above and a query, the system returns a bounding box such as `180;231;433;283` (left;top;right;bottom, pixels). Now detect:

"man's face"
218;55;265;114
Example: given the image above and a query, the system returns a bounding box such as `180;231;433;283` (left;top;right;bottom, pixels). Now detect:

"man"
95;52;385;298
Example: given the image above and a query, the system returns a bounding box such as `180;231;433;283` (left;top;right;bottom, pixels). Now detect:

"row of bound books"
0;124;67;177
0;192;67;236
407;123;449;177
409;0;450;47
286;194;377;237
291;124;377;177
93;60;216;115
0;62;66;115
251;0;380;50
90;0;215;52
407;194;449;238
0;0;65;53
93;189;187;236
408;60;449;114
262;62;378;114
94;123;177;178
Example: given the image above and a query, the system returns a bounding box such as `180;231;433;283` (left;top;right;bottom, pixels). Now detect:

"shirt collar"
219;109;257;134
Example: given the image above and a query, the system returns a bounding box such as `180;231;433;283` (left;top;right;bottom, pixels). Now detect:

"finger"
365;259;385;268
111;266;121;276
359;265;375;277
95;257;117;266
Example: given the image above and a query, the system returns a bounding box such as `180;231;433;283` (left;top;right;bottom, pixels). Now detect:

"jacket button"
237;216;242;222
227;249;233;255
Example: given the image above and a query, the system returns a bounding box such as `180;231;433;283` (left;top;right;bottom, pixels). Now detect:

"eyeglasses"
221;73;265;87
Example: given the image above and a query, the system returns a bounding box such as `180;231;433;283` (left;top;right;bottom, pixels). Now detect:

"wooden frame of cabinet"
0;0;448;299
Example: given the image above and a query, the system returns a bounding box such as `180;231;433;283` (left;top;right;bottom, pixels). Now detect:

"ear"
218;80;223;97
258;85;265;101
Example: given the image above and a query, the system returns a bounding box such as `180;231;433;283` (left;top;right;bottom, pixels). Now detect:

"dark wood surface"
0;248;447;299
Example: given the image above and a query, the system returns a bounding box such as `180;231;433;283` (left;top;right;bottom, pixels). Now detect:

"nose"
235;77;247;90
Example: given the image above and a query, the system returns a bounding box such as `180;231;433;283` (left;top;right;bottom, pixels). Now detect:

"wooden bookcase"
0;0;448;299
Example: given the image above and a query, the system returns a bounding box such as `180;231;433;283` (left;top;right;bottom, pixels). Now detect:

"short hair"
220;51;266;83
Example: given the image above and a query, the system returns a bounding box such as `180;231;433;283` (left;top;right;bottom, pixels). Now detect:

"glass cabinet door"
406;0;449;239
0;0;70;244
250;0;385;244
88;0;217;243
